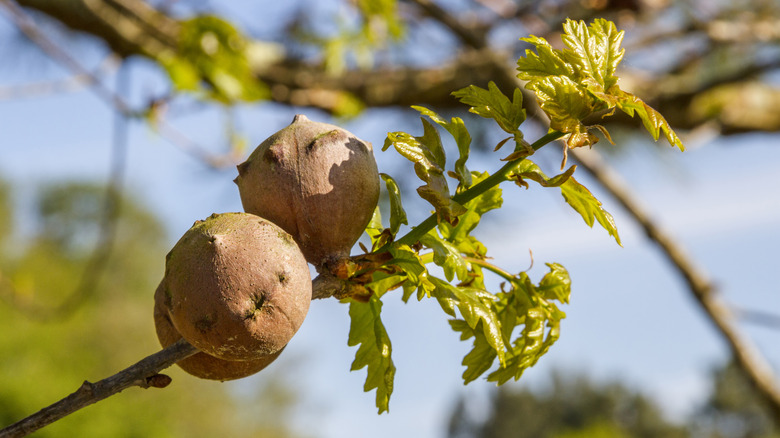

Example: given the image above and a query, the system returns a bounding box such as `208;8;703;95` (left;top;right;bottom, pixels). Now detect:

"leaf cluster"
341;18;683;414
161;15;268;103
517;19;684;161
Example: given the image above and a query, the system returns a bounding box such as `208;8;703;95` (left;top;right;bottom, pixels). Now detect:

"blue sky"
2;5;780;438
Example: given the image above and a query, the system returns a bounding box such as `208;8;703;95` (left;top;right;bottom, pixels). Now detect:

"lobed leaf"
615;91;685;151
560;176;621;245
538;262;572;304
457;321;499;384
448;264;571;385
517;18;684;151
452;82;526;135
512;160;576;188
413;106;473;187
348;295;396;413
419;230;470;282
438;171;502;257
384;130;465;223
380;173;408;235
429;277;506;364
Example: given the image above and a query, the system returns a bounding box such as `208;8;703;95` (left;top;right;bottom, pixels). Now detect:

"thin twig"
0;0;236;169
569;147;780;421
733;307;780;330
0;338;199;438
0;57;118;99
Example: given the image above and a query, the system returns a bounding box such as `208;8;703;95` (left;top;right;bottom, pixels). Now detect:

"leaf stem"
463;257;515;282
382;130;564;251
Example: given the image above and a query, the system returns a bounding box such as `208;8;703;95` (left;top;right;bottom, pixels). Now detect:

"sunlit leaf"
348;296;395;413
438;171;501;257
419;230;469;282
384;130;465;223
560;176;621;245
560;18;624;90
380;174;408;235
452;82;526;134
516;18;684;151
615;91;685;151
538;263;571;304
413;106;473;187
429;277;506;364
512;160;576;188
454;320;498;384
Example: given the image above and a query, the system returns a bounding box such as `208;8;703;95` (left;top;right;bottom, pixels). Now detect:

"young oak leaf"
448;264;570;385
488;269;568;384
538;262;572;304
517;18;684;152
615;91;685;151
419;230;470;282
561;18;624;91
561;176;622;246
384;127;466;223
348;295;396;414
413;106;473;188
511;159;620;245
429;277;506;365
451;81;526;135
380;173;408;236
438;171;502;256
451;319;499;384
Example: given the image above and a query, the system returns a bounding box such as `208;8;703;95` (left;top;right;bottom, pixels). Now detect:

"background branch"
11;0;780;132
569;147;780;422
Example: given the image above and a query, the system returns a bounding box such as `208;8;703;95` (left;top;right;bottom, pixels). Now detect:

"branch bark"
0;338;199;438
12;0;780;133
570;147;780;422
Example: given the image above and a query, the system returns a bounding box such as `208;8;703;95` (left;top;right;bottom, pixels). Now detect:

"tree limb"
569;147;780;422
0;338;199;438
10;0;780;133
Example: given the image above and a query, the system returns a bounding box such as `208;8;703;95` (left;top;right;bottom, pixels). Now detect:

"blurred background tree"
1;0;779;436
446;372;688;438
0;178;302;437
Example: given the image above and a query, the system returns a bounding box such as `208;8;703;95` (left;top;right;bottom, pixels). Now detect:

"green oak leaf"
517;18;684;151
615;91;685;150
419;230;470;282
384;128;466;223
512;160;576;188
413;106;473;188
538;262;572;304
510;160;620;245
380;173;408;235
452;82;526;135
452;320;498;384
429;277;506;365
348;295;396;414
560;176;621;246
438;171;501;257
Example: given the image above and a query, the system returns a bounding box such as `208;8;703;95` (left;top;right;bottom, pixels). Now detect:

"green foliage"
0;182;301;437
452;82;526;136
384;116;466;223
692;361;780;437
161;15;268;103
511;161;621;245
347;295;395;414
517;18;684;152
380;173;408;235
344;18;681;414
447;372;688;438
